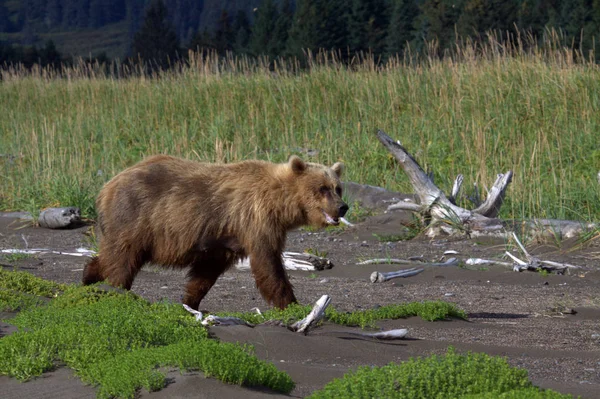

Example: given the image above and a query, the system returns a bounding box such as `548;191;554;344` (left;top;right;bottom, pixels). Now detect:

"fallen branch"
507;233;586;273
370;267;424;283
1;246;331;272
335;329;408;340
465;258;513;267
357;257;458;267
38;207;82;229
289;295;331;334
377;130;599;238
183;295;332;334
235;251;333;271
1;248;94;257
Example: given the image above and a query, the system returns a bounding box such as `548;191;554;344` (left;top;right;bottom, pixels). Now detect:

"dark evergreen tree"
131;0;180;69
45;0;63;28
516;0;547;37
76;0;90;29
232;10;251;54
90;0;107;28
271;0;294;57
0;2;13;32
249;0;279;57
286;0;320;56
415;0;464;52
213;10;234;55
386;0;419;56
39;39;61;67
189;28;216;54
348;0;388;56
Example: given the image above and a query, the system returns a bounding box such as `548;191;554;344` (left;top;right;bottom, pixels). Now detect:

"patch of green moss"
0;283;294;398
309;348;576;399
218;300;466;329
0;288;45;312
0;267;65;298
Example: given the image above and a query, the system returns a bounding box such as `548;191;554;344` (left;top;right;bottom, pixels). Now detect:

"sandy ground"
1;184;600;398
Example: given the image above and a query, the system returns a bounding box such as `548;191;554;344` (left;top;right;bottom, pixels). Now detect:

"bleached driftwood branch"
507;232;586;274
2;246;331;272
38;207;82;229
183;295;332;335
377;130;599;238
357;257;458;267
370;267;424;283
289;295;331;334
1;248;94;257
336;329;408;340
235;251;334;271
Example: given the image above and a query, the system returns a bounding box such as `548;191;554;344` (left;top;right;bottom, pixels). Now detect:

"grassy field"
1;39;599;222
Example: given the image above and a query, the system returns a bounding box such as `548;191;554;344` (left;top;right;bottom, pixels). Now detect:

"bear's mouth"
322;210;340;226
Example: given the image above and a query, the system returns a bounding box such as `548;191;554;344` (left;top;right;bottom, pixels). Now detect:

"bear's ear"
289;155;307;174
331;162;344;178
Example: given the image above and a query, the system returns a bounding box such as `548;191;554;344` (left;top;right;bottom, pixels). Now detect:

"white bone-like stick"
182;304;254;327
341;328;408;340
504;251;528;266
465;258;513;267
358;257;458;267
290;295;331;334
182;304;203;321
340;217;354;227
511;232;532;260
539;260;584;270
0;248;91;257
370;267;424;283
449;174;464;204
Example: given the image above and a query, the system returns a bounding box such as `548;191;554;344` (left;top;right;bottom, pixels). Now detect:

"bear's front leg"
250;248;297;309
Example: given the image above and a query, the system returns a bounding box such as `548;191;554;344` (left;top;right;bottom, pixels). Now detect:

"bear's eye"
335;186;342;196
319;186;329;195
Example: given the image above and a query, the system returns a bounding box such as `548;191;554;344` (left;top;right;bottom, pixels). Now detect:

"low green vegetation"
218;300;466;329
0;266;65;297
1;252;34;262
0;269;572;398
309;348;576;399
0;285;294;398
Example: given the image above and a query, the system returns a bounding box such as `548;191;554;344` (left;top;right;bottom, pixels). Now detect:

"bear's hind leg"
82;257;103;285
99;243;147;290
184;252;233;310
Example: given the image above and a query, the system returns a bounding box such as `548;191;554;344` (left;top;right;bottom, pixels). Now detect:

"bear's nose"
339;203;349;217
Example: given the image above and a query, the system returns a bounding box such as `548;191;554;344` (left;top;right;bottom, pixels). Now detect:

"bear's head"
287;155;348;228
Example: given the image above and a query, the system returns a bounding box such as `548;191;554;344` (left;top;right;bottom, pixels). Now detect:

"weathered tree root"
377;130;598;238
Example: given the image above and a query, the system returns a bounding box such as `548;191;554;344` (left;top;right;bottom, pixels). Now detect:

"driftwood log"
38;207;82;229
235;251;334;271
377;130;599;238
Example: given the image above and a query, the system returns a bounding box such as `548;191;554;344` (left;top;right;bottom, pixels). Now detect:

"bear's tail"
82;256;103;285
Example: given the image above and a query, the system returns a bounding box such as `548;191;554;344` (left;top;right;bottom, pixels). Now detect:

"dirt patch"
1;188;600;398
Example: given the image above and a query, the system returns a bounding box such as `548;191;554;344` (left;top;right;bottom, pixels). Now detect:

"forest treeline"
1;0;600;68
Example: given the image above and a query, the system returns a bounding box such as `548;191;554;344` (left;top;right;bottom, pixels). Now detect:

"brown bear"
82;154;347;310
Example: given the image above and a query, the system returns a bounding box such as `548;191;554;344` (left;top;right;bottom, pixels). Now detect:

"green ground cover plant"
218;300;466;328
1;38;599;222
0;268;466;397
309;348;575;399
0;284;294;398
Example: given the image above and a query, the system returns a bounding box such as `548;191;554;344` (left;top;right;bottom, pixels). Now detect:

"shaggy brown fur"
83;155;347;310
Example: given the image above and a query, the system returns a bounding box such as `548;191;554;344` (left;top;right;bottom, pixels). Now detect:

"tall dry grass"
1;33;599;221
